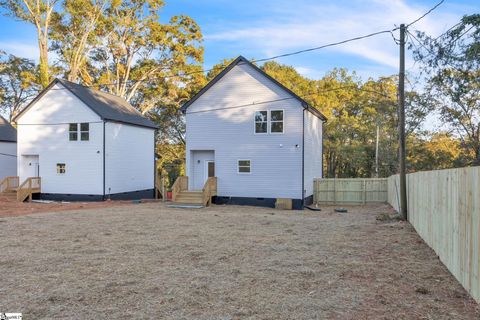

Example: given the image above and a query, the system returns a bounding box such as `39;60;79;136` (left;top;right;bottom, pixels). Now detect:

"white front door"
191;150;214;190
23;155;40;178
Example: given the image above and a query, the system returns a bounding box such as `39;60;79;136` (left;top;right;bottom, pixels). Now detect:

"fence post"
363;180;366;204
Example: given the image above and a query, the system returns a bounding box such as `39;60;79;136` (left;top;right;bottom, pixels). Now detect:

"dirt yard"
0;203;478;319
0;199;134;218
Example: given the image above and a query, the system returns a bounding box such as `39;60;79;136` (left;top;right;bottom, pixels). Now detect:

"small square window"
57;163;66;174
238;160;251;173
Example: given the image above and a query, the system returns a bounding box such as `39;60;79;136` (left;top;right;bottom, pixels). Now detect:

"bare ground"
0;203;478;319
0;199;134;218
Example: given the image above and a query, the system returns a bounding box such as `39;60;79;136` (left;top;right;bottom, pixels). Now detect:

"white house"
181;56;326;209
0;115;17;180
13;79;157;201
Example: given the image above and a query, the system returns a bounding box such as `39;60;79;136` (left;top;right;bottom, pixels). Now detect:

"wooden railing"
202;177;217;206
0;176;19;193
172;176;188;202
17;177;41;202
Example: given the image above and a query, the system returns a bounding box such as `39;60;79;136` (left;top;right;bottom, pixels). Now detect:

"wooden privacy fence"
388;167;480;303
313;178;388;205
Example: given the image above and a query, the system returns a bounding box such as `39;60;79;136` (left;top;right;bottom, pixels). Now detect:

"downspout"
302;107;305;208
103;121;106;200
321;120;324;178
153;129;157;198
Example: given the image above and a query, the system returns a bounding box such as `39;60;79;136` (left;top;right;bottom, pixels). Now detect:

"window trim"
56;163;66;174
69;123;78;141
80;122;89;141
254;110;268;135
270;109;284;134
237;159;251;174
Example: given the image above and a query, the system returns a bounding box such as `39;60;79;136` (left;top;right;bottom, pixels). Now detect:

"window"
255;111;267;133
69;123;89;141
69;123;78;141
57;163;66;174
270;110;284;133
80;123;89;141
238;160;251;173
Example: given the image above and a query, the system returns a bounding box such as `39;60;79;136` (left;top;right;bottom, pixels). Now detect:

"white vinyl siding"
303;110;323;197
17;83;103;195
105;122;154;195
186;62;303;199
0;141;17;179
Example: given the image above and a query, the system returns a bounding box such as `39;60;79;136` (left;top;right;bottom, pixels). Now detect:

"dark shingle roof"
0;115;17;142
15;79;158;129
181;56;327;121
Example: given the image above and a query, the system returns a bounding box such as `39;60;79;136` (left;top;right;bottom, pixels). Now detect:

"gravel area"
0;203;478;319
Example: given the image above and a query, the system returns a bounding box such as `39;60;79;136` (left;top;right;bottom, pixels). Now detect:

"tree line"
0;1;478;178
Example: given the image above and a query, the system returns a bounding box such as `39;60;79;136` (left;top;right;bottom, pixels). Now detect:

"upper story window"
69;123;78;141
254;110;284;134
255;111;268;134
80;123;89;141
69;122;89;141
270;110;284;133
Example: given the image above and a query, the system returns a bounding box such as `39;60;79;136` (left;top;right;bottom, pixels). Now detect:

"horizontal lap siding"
186;63;303;199
304;110;323;198
0;142;17;179
17;83;103;194
105;123;154;194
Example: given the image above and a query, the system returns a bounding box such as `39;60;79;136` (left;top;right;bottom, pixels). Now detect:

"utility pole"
398;24;408;220
375;123;380;178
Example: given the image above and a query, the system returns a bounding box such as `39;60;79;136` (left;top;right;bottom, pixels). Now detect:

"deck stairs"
0;176;41;202
171;176;217;207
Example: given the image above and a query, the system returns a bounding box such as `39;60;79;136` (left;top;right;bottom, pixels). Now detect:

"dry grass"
0;203;478;319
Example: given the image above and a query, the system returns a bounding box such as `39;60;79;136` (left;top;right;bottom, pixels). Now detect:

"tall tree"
85;0;203;109
413;14;480;165
51;0;108;82
0;0;61;88
0;52;40;121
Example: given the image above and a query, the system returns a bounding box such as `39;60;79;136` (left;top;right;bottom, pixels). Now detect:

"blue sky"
0;0;478;82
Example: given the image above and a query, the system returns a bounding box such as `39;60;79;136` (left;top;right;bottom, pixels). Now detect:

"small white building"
0;115;17;180
182;56;326;209
14;79;157;201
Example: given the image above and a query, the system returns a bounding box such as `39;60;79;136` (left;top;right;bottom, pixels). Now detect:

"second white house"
181;56;326;209
14;79;158;201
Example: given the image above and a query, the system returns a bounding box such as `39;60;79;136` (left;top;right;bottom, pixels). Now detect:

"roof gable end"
14;79;158;129
181;56;327;121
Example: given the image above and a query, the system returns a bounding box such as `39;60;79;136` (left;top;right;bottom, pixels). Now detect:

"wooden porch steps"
0;176;41;202
171;176;217;207
174;191;204;205
0;191;17;202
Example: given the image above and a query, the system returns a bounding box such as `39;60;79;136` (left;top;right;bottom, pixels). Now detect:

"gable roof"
0;115;17;142
181;56;327;121
14;79;158;129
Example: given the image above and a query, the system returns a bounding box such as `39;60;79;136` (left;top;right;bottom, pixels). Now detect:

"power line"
43;27;401;92
0;152;16;158
33;1;446;93
406;0;445;27
185;85;395;115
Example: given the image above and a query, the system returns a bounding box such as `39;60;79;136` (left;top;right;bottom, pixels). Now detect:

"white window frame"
69;123;78;141
270;109;284;134
254;110;268;134
80;122;89;141
237;159;251;174
56;163;66;174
